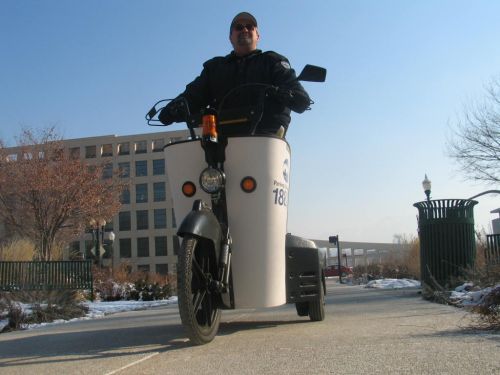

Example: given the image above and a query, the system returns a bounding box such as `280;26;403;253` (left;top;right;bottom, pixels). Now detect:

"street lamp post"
422;174;431;202
108;231;115;273
90;218;106;267
329;235;343;283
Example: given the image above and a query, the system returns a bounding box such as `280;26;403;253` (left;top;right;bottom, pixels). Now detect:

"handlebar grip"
146;106;157;120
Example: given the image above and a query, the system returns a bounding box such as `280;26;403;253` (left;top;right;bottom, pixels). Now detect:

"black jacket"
163;49;311;134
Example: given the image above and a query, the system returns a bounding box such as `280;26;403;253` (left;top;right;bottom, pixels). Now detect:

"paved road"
0;280;498;374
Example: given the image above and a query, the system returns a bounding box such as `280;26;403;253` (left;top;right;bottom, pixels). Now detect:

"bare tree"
449;77;500;184
0;128;126;261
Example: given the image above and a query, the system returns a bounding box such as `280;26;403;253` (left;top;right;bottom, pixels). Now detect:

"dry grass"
0;238;67;261
0;238;36;261
353;237;420;281
470;285;500;331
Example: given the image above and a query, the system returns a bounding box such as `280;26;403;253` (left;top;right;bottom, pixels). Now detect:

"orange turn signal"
240;176;257;193
202;114;218;139
182;181;196;197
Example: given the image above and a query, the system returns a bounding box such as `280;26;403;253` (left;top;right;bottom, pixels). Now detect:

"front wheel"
177;236;221;345
295;302;309;317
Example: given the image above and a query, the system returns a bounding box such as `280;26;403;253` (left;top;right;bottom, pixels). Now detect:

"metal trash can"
413;199;477;289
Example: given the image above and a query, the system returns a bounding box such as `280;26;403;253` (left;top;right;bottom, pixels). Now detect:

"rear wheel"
308;282;325;321
177;236;221;345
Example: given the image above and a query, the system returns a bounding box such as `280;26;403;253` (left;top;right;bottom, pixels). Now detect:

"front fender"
177;209;222;262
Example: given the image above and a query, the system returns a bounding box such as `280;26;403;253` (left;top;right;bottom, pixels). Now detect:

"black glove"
272;87;294;106
271;87;311;114
158;98;187;125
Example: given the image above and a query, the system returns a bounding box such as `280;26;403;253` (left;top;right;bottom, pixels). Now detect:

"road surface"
0;280;498;374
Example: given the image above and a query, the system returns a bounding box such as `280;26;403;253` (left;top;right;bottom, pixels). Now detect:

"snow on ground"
0;297;177;331
450;283;500;307
365;278;421;289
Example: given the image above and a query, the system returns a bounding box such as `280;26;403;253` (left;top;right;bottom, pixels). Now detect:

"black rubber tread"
177;236;221;345
308;283;325;321
295;302;309;317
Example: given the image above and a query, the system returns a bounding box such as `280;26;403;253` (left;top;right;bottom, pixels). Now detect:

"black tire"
295;302;309;317
177;236;221;345
308;283;325;321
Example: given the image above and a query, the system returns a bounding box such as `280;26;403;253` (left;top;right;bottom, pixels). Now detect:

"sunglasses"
233;23;255;32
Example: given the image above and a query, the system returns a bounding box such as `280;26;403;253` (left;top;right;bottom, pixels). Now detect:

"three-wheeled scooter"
146;64;327;345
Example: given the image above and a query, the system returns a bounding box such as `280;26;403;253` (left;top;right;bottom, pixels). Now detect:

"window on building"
119;238;132;258
137;237;149;257
69;241;81;260
120;187;130;204
119;211;131;231
118;162;130;178
173;235;180;256
101;144;113;157
7;154;17;161
104;220;113;232
155;236;167;256
135;160;147;177
69;147;80;159
152;159;165;175
85;145;96;158
152;138;165;152
138;264;150;273
156;264;168;275
153;182;166;202
135;140;147;154
102;163;113;179
136;210;149;230
154;208;167;229
84;240;94;259
136;183;148;203
118;142;130;155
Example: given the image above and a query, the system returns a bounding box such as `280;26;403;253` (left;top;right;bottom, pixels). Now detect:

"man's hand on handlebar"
158;98;187;125
269;87;311;114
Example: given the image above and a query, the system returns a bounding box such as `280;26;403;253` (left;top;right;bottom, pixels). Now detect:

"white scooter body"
165;136;290;308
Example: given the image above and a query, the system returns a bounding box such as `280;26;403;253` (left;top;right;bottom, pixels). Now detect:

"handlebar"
146;64;327;136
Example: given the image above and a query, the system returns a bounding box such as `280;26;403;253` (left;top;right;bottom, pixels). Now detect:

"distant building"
491;208;500;234
2;129;190;275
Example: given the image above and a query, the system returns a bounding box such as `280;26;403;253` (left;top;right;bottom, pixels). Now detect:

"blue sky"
1;0;500;242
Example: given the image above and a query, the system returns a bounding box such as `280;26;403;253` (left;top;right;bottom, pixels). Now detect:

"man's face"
230;18;259;55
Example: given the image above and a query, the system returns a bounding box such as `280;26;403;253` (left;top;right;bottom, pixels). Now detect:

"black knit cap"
230;12;258;30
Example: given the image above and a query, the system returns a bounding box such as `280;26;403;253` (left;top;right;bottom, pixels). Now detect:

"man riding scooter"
158;11;312;137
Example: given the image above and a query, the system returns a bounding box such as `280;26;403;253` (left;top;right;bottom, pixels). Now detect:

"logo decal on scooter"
283;159;289;183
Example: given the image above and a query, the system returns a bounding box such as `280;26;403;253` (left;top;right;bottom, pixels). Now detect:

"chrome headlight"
199;167;225;194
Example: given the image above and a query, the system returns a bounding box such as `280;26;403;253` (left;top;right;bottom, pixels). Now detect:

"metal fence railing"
0;261;93;292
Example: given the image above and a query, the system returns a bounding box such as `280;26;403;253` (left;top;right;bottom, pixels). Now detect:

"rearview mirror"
297;64;327;82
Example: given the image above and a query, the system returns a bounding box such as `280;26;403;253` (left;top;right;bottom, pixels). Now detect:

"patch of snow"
365;278;421;289
1;297;178;331
449;283;500;306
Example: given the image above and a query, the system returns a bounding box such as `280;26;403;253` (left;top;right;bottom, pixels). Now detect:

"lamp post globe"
422;174;431;202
